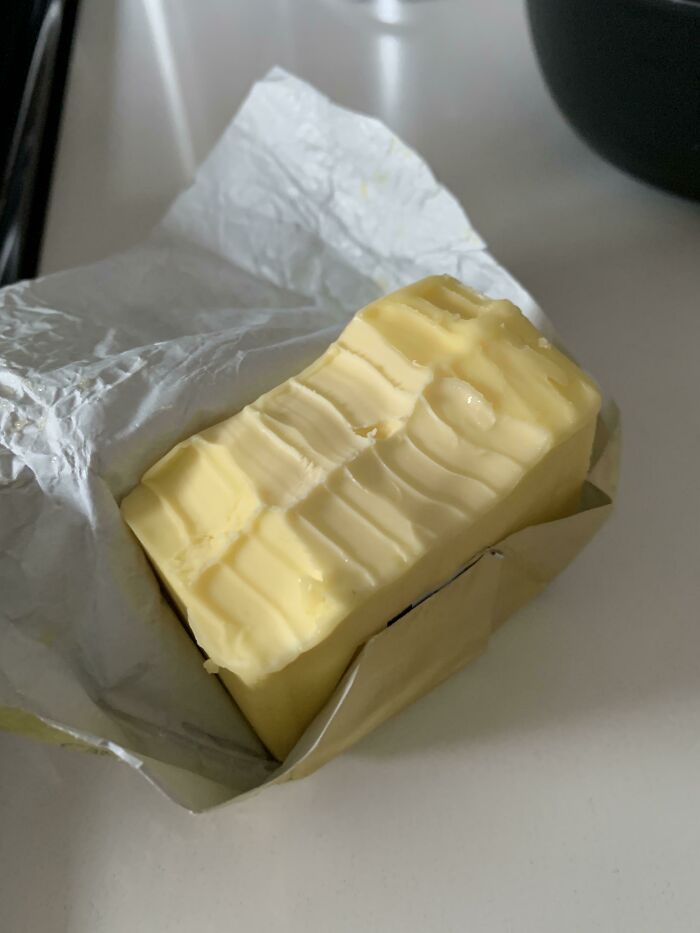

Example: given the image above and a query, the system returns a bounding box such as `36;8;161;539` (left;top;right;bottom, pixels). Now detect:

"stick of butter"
122;276;601;759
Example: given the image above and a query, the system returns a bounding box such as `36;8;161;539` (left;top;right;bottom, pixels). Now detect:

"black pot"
526;0;700;200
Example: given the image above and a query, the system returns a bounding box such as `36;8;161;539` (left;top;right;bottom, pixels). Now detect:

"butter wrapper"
0;69;618;811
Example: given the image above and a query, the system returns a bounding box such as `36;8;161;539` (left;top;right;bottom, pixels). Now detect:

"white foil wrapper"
0;69;615;810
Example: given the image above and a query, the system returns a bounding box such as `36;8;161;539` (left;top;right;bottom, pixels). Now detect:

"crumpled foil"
0;69;615;811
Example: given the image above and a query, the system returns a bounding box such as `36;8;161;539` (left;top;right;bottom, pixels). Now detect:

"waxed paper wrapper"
0;69;619;811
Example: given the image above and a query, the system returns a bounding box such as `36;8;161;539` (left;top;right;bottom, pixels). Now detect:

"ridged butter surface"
122;276;601;758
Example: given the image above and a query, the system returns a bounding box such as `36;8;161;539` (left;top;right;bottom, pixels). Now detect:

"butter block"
122;276;601;759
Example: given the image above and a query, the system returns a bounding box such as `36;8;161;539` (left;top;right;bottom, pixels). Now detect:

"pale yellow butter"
122;276;601;759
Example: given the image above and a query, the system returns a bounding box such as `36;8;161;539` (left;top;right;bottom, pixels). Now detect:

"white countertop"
3;1;700;930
